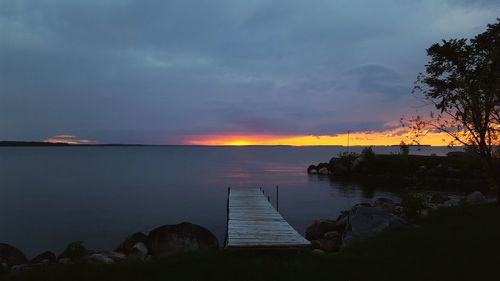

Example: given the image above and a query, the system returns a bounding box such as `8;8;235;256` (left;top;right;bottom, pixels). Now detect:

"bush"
361;146;375;161
399;141;410;155
330;152;359;177
60;241;88;261
400;192;427;218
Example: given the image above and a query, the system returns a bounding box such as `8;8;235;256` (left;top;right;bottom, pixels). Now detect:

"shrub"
60;241;88;260
399;141;410;155
361;146;375;161
400;192;427;218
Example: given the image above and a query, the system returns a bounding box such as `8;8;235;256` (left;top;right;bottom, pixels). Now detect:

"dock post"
224;187;230;247
276;185;279;211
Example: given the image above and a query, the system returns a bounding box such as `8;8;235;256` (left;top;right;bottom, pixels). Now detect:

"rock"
58;258;71;264
335;213;348;230
318;167;330;175
115;232;149;255
305;220;341;240
331;159;350;176
430;194;449;204
88;253;114;264
373;198;396;212
420;209;430;217
443;198;461;207
319;231;342;252
343;206;405;246
353;202;371;208
394;205;404;215
148;222;219;257
465;191;487;205
30;251;56;264
1;262;8;274
10;263;46;274
311;249;325;255
317;163;330;170
0;243;28;268
323;231;341;241
129;242;148;259
307;165;318;174
352;157;364;168
108;251;127;261
315;238;341;253
328;157;337;169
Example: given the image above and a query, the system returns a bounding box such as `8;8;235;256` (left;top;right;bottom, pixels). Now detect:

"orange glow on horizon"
44;134;97;145
184;127;456;146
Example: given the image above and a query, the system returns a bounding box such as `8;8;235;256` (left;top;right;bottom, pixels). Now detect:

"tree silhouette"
410;19;500;202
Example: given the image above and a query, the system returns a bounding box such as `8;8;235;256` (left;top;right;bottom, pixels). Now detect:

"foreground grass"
5;204;500;281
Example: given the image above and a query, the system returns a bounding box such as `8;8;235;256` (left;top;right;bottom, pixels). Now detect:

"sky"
1;0;499;145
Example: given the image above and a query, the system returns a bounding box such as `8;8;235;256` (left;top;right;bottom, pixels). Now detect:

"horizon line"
0;140;451;147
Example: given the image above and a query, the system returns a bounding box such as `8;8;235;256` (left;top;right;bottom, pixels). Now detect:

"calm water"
0;146;458;257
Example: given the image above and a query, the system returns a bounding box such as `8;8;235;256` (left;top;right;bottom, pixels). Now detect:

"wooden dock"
225;188;310;248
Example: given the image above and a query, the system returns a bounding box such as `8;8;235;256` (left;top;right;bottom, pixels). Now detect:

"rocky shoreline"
307;151;495;192
0;191;491;275
1;222;218;275
306;191;490;254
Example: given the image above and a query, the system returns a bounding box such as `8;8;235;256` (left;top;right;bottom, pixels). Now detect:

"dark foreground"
4;204;500;281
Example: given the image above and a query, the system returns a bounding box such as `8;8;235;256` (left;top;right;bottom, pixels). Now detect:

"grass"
5;204;500;281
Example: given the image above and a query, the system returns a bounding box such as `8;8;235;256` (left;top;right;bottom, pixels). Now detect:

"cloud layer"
1;0;499;144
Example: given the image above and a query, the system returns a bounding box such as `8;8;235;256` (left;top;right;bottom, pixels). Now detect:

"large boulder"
307;165;318;174
331;158;350;177
30;251;56;264
148;222;219;257
318;167;330;175
87;253;115;264
115;232;149;255
465;191;487;205
305;219;342;240
373;198;396;212
310;231;342;253
0;243;28;268
343;206;405;245
129;242;148;260
430;193;450;204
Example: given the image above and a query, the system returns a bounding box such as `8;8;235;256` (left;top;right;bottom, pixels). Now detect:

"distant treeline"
0;141;146;147
0;141;183;147
0;141;71;146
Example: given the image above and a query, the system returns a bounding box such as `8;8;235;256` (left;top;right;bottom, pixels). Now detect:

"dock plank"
225;188;310;248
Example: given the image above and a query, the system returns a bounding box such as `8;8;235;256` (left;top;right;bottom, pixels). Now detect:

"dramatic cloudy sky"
1;0;499;144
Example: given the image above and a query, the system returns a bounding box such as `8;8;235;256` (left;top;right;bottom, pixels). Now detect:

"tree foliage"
409;19;500;200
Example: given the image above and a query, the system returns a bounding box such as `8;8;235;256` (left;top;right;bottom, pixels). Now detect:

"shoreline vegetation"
307;147;499;194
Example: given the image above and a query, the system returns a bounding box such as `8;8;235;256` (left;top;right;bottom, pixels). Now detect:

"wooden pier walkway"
225;188;310;248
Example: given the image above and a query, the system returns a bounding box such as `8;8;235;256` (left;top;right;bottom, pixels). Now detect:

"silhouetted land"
0;141;71;146
311;153;499;193
0;141;152;147
6;204;499;281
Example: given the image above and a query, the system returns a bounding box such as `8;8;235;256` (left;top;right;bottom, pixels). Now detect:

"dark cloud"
1;0;499;143
343;64;409;98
